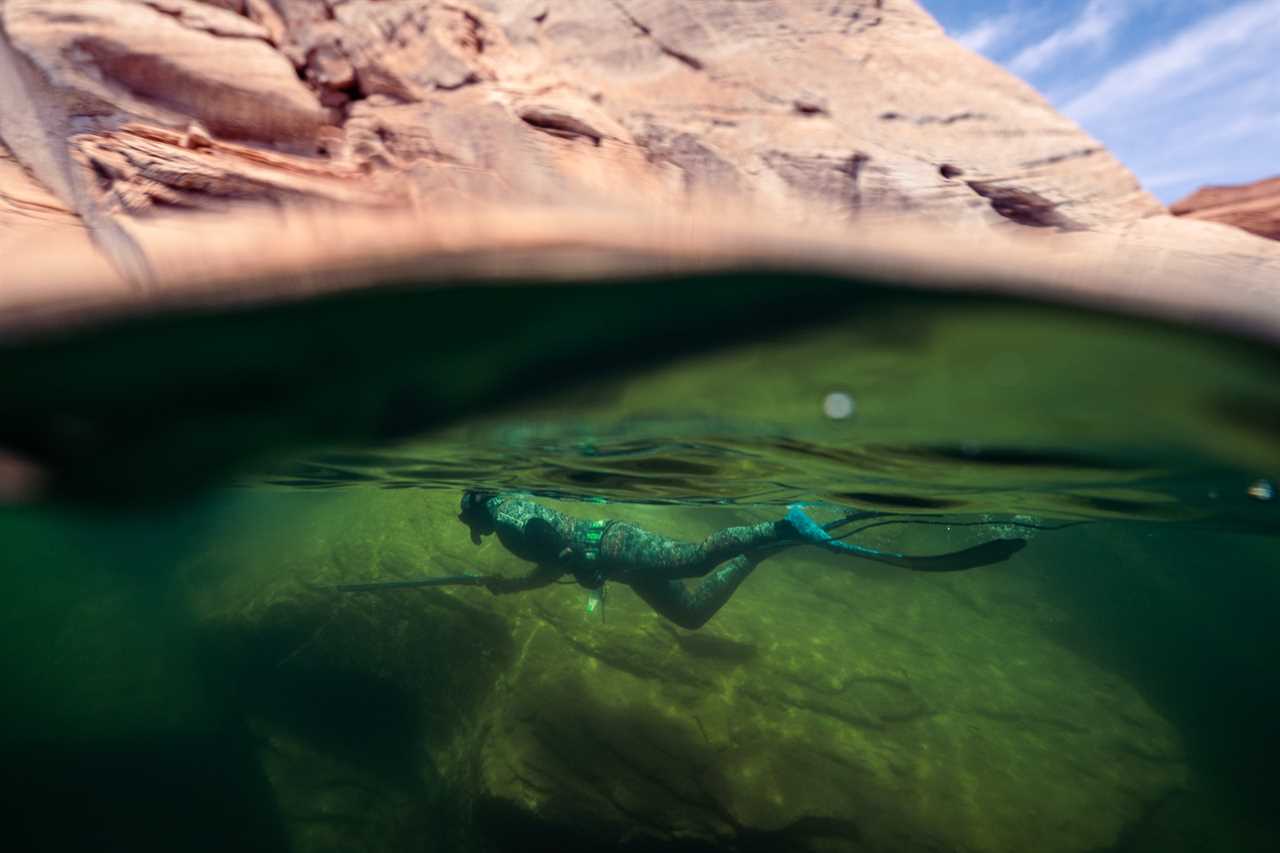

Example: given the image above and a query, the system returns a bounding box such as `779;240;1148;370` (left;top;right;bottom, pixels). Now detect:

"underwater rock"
186;490;1188;853
186;492;514;853
1172;176;1280;242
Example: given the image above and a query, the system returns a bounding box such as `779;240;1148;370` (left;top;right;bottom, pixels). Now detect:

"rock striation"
1;0;1164;236
0;0;1171;280
1171;175;1280;242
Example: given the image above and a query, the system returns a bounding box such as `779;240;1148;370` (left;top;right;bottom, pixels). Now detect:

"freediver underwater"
335;490;1029;629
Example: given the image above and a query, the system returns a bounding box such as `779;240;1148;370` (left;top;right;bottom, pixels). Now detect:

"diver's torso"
487;494;581;561
488;494;630;587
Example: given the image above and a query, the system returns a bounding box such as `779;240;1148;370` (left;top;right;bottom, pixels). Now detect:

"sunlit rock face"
1172;176;1280;242
3;1;1279;343
0;0;1161;277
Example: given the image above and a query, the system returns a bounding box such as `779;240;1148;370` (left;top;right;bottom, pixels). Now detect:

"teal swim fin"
785;505;1025;572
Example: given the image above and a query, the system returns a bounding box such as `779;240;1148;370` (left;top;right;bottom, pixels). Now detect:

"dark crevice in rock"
610;1;705;71
1020;146;1104;168
519;107;604;145
87;156;116;192
436;71;482;91
304;44;365;110
840;152;871;209
939;163;964;179
965;180;1083;229
880;110;989;125
657;42;704;71
792;97;828;116
836;151;870;186
455;8;486;55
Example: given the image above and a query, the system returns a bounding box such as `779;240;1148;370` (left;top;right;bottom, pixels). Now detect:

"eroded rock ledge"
1172;175;1280;242
2;1;1279;346
1;0;1163;282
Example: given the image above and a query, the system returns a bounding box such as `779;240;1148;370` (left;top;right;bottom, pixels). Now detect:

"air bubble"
823;391;856;420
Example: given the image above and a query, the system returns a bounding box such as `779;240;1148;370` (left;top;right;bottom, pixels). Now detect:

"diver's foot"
784;505;835;545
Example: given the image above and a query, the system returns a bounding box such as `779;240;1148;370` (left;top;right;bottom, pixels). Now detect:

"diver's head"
458;489;497;543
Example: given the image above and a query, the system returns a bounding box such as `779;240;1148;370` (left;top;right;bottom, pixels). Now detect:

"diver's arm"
483;562;563;595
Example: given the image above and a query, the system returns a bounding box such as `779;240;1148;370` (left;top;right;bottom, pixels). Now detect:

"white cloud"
954;11;1022;54
1062;1;1280;202
1063;0;1280;123
926;0;1280;201
1008;0;1127;75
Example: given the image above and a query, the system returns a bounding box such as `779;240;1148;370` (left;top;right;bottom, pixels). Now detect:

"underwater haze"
1;277;1278;853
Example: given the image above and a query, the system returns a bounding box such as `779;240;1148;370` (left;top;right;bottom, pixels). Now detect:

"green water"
1;279;1278;852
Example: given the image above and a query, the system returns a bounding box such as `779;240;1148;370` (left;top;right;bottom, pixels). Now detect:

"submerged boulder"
186;488;1186;853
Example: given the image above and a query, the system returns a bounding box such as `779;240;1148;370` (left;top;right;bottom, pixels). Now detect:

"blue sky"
920;0;1280;203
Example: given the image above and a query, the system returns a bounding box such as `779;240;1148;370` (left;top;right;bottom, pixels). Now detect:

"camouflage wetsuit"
462;491;799;629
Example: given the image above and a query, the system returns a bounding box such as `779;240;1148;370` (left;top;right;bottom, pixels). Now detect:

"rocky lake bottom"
2;290;1278;853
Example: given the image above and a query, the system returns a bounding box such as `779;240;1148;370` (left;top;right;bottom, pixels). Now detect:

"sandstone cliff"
1172;175;1280;242
3;0;1279;341
1;0;1161;233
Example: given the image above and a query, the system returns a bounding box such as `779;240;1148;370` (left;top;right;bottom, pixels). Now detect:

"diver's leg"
627;553;763;630
605;519;794;581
